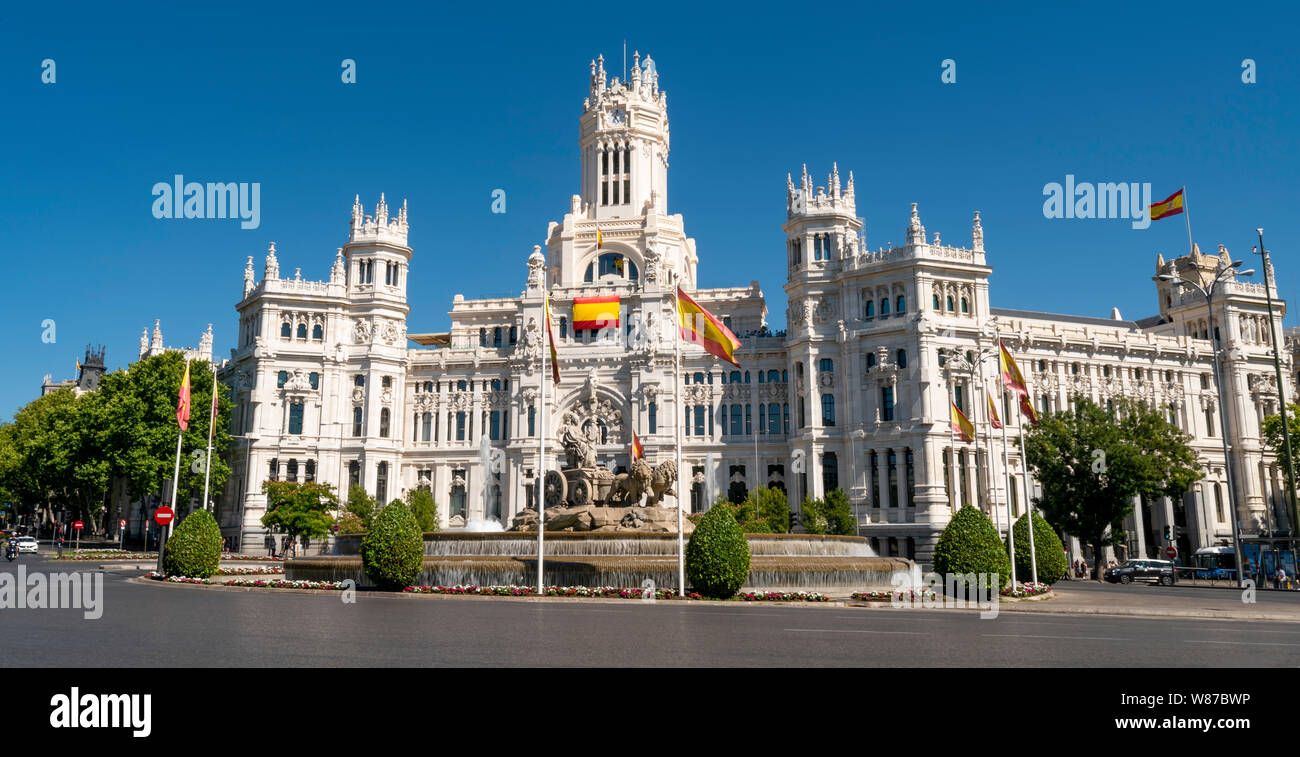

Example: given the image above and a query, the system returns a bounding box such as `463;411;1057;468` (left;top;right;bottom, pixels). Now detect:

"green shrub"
335;512;365;535
800;496;829;534
360;502;424;590
162;509;223;578
405;487;440;532
932;506;1011;595
346;485;379;530
686;505;751;599
1010;511;1068;585
750;487;790;533
822;488;857;536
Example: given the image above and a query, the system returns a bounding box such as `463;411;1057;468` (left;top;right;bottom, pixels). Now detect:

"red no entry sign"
1165;546;1177;558
120;519;126;529
73;521;83;530
154;506;174;526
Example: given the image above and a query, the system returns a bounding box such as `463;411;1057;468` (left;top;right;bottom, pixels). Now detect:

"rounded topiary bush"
360;501;424;591
686;505;751;599
932;505;1012;594
162;509;223;578
1010;511;1067;585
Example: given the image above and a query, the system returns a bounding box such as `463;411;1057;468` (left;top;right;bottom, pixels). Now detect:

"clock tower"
579;51;670;222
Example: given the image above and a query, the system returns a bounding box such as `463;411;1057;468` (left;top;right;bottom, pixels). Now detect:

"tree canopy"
261;481;339;540
1023;395;1201;580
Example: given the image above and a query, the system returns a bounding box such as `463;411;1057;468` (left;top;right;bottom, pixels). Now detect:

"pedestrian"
268;535;277;559
1080;558;1089;579
1275;566;1286;590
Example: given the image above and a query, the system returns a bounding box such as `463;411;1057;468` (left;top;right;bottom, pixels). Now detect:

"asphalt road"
3;556;1298;667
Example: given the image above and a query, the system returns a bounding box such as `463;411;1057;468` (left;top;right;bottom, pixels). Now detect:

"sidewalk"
996;584;1300;622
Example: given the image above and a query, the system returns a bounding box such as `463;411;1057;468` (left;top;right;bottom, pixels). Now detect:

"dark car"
1105;559;1177;586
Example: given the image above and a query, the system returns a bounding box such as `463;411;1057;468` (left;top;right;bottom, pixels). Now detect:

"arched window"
730;371;742;383
821;394;835;426
479;328;487;346
768;370;780;382
960;297;969;314
897;349;907;369
933;294;941;310
296;323;307;339
693;372;705;384
280;322;291;338
493;327;502;347
880;298;890;316
312;324;323;340
896;295;906;313
355;375;365;387
379;408;390;438
457;380;467;391
865;301;874;319
744;371;751;383
509;326;517;344
946;296;954;311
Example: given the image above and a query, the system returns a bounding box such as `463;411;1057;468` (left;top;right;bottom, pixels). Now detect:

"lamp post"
1159;259;1253;588
1253;230;1298;538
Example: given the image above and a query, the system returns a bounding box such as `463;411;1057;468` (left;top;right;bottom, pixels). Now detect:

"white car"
16;537;38;554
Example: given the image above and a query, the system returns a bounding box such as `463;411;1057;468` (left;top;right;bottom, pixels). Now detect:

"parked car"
16;536;38;554
1105;558;1176;585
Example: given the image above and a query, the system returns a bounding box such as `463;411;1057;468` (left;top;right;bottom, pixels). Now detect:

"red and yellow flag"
544;293;560;384
988;392;1003;430
176;361;192;431
572;295;620;331
631;431;644;461
1149;188;1185;221
999;342;1038;426
596;227;603;249
951;401;975;443
677;286;742;367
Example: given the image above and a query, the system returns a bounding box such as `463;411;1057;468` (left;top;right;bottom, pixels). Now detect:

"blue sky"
1;1;1297;418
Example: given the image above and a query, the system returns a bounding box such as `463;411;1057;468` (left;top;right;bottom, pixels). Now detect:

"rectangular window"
490;411;501;441
881;387;895;422
888;450;899;507
745;404;752;436
422;413;432;442
694;406;706;436
457;412;467;441
528;406;536;436
648;402;657;434
288;403;304;435
352;407;363;437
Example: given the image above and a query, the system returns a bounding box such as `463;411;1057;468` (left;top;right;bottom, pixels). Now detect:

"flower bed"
402;585;828;601
214;566;284;576
146;572;342;589
851;589;939;602
57;551;158;561
1000;582;1052;598
736;591;830;602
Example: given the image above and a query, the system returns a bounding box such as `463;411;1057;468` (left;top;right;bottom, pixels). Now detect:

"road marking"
984;633;1129;641
1186;639;1300;647
784;628;929;635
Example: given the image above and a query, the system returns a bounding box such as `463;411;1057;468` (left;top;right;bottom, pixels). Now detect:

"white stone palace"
215;52;1294;565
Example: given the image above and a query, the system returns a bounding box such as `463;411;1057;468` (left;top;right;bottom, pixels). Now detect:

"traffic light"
1163;525;1172;541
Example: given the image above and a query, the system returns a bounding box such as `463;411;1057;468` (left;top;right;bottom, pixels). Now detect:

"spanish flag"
176;361;192;431
951;401;975;443
573;295;620;330
631;431;644;461
999;341;1038;426
544;293;561;384
1150;188;1185;221
677;286;742;367
988;392;1003;430
596;227;603;249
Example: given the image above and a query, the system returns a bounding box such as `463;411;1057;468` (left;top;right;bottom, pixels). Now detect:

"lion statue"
609;458;653;505
644;459;678;507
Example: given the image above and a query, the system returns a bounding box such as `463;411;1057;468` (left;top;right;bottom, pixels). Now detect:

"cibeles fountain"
288;426;909;593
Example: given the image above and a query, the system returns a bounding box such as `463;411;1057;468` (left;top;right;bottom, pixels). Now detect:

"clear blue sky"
2;1;1297;419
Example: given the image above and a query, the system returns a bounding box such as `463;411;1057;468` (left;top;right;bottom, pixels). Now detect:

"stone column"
1131;494;1147;559
877;447;890;512
895;448;908;512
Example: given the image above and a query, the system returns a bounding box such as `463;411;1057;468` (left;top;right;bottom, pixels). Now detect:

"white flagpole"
537;292;548;595
158;360;189;573
674;278;685;597
979;356;1000;538
1020;425;1039;585
201;363;217;512
1000;384;1017;588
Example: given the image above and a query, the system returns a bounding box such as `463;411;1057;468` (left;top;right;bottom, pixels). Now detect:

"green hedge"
686;505;751;599
1010;511;1068;585
360;502;424;591
162;509;223;578
932;506;1011;594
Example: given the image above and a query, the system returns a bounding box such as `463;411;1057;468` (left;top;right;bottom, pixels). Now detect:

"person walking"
1275;566;1286;590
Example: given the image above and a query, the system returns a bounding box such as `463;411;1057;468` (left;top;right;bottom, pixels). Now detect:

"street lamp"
1158;259;1253;587
1252;230;1298;539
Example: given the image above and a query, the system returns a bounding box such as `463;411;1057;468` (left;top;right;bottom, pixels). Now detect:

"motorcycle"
4;544;16;562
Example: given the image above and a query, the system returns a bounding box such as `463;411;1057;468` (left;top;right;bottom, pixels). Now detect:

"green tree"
800;496;828;534
932;505;1012;594
1009;511;1068;585
261;481;339;545
1261;404;1300;530
346;484;379;529
361;501;424;590
162;509;223;578
1024;395;1201;581
822;488;856;536
686;504;751;599
405;487;440;532
749;487;790;533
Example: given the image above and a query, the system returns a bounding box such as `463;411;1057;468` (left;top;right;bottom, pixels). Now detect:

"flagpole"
201;363;217;512
1019;426;1038;585
946;365;957;513
158;359;189;573
537;292;548;595
999;384;1015;575
674;276;685;597
1182;185;1194;255
978;355;1000;537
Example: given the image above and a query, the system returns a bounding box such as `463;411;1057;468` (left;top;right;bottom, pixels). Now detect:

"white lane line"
785;628;929;635
984;634;1129;641
1186;639;1300;647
